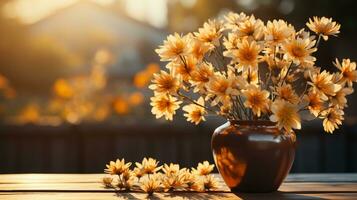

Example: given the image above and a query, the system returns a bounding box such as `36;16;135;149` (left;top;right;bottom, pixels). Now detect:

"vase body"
211;121;296;192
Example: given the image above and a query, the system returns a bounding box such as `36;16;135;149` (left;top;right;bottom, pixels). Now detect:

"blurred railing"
0;121;356;173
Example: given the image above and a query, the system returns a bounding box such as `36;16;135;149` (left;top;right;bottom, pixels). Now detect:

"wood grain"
0;174;356;199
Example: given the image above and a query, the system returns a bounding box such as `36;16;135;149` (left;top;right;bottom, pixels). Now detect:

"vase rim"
229;120;277;127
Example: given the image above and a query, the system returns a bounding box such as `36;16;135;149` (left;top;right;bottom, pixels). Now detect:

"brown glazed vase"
211;120;296;192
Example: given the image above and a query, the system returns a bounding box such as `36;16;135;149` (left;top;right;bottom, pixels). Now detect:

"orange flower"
150;95;182;121
320;107;344;133
156;33;191;61
224;12;249;30
264;20;294;45
149;71;180;95
283;33;317;66
242;85;270;117
270;99;301;132
105;159;132;175
167;56;197;82
206;72;234;106
236;15;264;40
334;58;357;87
189;39;211;61
275;84;299;104
189;62;214;93
309;70;341;100
224;38;261;70
304;90;324;117
306;17;340;41
194;19;223;49
182;97;206;125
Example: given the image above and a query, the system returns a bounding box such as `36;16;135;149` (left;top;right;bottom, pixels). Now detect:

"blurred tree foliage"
0;3;81;95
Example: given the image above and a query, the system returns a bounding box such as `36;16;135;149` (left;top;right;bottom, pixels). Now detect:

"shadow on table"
113;191;327;199
162;192;230;199
234;192;325;200
114;192;232;200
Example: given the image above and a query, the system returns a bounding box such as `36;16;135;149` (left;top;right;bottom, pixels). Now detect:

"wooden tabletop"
0;173;356;199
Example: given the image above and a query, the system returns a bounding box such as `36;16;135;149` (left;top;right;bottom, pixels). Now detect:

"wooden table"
0;174;356;199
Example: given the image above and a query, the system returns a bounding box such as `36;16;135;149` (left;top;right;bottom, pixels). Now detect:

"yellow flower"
242;68;259;85
161;173;186;192
228;65;248;90
191;161;214;176
182;170;204;192
104;159;132;175
135;157;162;175
334;58;357;87
149;71;180;95
161;163;187;191
203;174;219;191
224;12;249;31
330;87;353;108
224;38;262;70
206;72;234;106
309;70;342;100
194;19;223;49
119;170;136;190
183;97;207;125
140;174;162;195
150;95;182;121
242;85;270;117
236;15;264;40
155;33;191;61
223;33;240;50
304;90;324;117
189;39;211;61
167;56;197;82
275;84;299;104
270;99;301;132
264;55;290;70
320;107;344;133
219;104;233;116
282;34;317;66
162;163;181;176
102;176;113;188
306;16;340;41
189;62;214;93
264;20;294;45
133;167;144;179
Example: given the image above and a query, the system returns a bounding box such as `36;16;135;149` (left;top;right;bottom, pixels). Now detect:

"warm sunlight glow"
125;0;167;27
3;0;77;24
2;0;167;27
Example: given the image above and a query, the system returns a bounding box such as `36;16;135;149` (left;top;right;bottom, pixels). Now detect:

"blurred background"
1;0;357;173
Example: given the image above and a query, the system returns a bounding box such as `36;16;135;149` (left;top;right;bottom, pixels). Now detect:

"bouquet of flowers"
150;12;356;133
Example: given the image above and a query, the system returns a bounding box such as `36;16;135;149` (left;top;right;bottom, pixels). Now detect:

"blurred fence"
1;121;357;173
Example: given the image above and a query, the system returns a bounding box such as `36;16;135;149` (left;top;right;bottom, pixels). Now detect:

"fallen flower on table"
140;174;162;195
102;158;219;195
134;157;162;176
104;158;132;176
102;176;113;188
192;161;215;176
203;174;220;191
161;164;187;192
